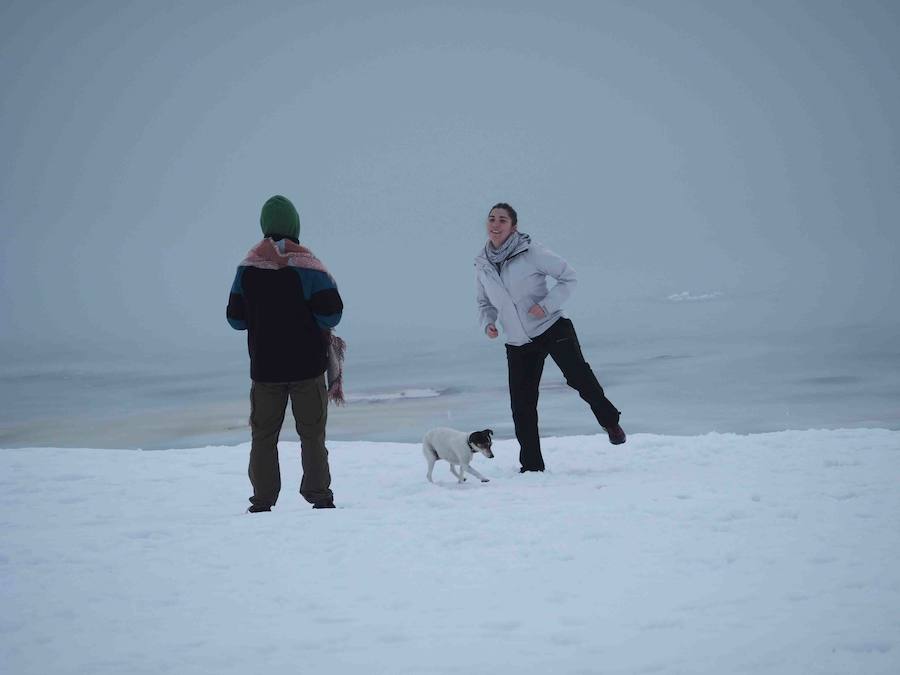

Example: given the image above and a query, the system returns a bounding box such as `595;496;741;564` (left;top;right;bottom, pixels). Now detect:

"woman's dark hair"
489;202;517;227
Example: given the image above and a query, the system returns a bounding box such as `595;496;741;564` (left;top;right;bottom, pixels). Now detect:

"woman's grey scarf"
484;231;531;266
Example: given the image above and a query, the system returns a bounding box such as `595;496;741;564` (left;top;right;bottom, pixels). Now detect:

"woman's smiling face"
487;207;515;248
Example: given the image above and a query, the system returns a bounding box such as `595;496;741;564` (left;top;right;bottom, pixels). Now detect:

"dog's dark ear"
486;429;494;437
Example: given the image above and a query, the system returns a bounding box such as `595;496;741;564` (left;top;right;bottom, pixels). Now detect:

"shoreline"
3;426;899;453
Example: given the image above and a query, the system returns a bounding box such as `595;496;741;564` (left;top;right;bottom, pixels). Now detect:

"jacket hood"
241;238;329;275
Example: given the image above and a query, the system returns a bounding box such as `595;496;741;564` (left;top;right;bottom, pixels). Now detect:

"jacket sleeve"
226;267;247;330
533;246;577;315
476;268;498;334
296;268;343;329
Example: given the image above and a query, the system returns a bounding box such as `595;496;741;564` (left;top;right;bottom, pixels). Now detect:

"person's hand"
486;324;499;339
528;304;546;319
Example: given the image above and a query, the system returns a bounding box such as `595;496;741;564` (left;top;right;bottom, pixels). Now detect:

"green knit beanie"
260;195;300;240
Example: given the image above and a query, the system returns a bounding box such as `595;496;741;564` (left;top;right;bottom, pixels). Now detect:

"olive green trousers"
248;375;333;508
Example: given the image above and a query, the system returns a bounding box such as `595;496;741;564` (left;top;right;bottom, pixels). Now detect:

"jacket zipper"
480;249;533;343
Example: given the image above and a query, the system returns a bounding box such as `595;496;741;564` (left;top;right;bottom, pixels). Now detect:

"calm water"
1;324;899;449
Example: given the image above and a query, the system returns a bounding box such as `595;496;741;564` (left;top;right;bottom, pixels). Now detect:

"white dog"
423;428;494;483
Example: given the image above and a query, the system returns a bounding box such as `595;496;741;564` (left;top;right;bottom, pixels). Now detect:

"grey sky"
2;0;898;359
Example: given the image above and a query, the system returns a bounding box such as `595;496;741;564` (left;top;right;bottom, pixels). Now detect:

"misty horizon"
2;1;898;361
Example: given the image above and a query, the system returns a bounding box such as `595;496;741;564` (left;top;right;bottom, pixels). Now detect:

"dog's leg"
459;462;469;483
462;463;490;483
449;464;465;482
423;441;438;483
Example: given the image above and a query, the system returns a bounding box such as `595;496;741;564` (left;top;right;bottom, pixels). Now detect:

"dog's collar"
467;441;478;454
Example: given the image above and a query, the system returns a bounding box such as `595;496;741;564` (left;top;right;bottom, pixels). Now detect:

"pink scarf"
242;239;347;405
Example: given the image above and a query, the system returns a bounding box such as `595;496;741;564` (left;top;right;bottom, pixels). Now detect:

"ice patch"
344;388;443;403
667;290;724;302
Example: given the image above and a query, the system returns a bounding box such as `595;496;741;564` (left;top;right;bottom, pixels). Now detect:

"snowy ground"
2;429;898;675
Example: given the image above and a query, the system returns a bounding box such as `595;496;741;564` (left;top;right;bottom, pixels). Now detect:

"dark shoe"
519;467;545;473
247;504;271;513
312;501;335;509
605;424;626;445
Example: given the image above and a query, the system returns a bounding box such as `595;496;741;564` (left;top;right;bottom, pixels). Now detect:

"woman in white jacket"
475;203;625;472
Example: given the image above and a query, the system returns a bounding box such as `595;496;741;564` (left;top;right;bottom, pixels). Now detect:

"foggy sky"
2;0;899;360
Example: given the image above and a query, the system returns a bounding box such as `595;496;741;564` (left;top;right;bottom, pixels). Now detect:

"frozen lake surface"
1;325;898;449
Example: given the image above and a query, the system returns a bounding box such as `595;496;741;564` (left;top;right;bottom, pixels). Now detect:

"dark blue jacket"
227;238;343;382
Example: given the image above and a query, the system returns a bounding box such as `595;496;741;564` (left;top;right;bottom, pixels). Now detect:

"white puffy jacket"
474;237;577;346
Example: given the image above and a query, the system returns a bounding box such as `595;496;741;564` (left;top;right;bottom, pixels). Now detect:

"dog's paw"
481;478;490;483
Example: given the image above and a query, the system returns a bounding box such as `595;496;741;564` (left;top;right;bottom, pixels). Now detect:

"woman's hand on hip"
486;324;499;339
528;304;546;319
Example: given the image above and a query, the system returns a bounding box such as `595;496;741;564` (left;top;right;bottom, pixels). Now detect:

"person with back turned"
227;195;344;512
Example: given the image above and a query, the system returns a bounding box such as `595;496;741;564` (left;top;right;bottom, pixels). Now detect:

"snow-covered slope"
2;429;898;674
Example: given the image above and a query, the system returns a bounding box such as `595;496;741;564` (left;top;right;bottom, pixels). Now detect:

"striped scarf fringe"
326;332;346;406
